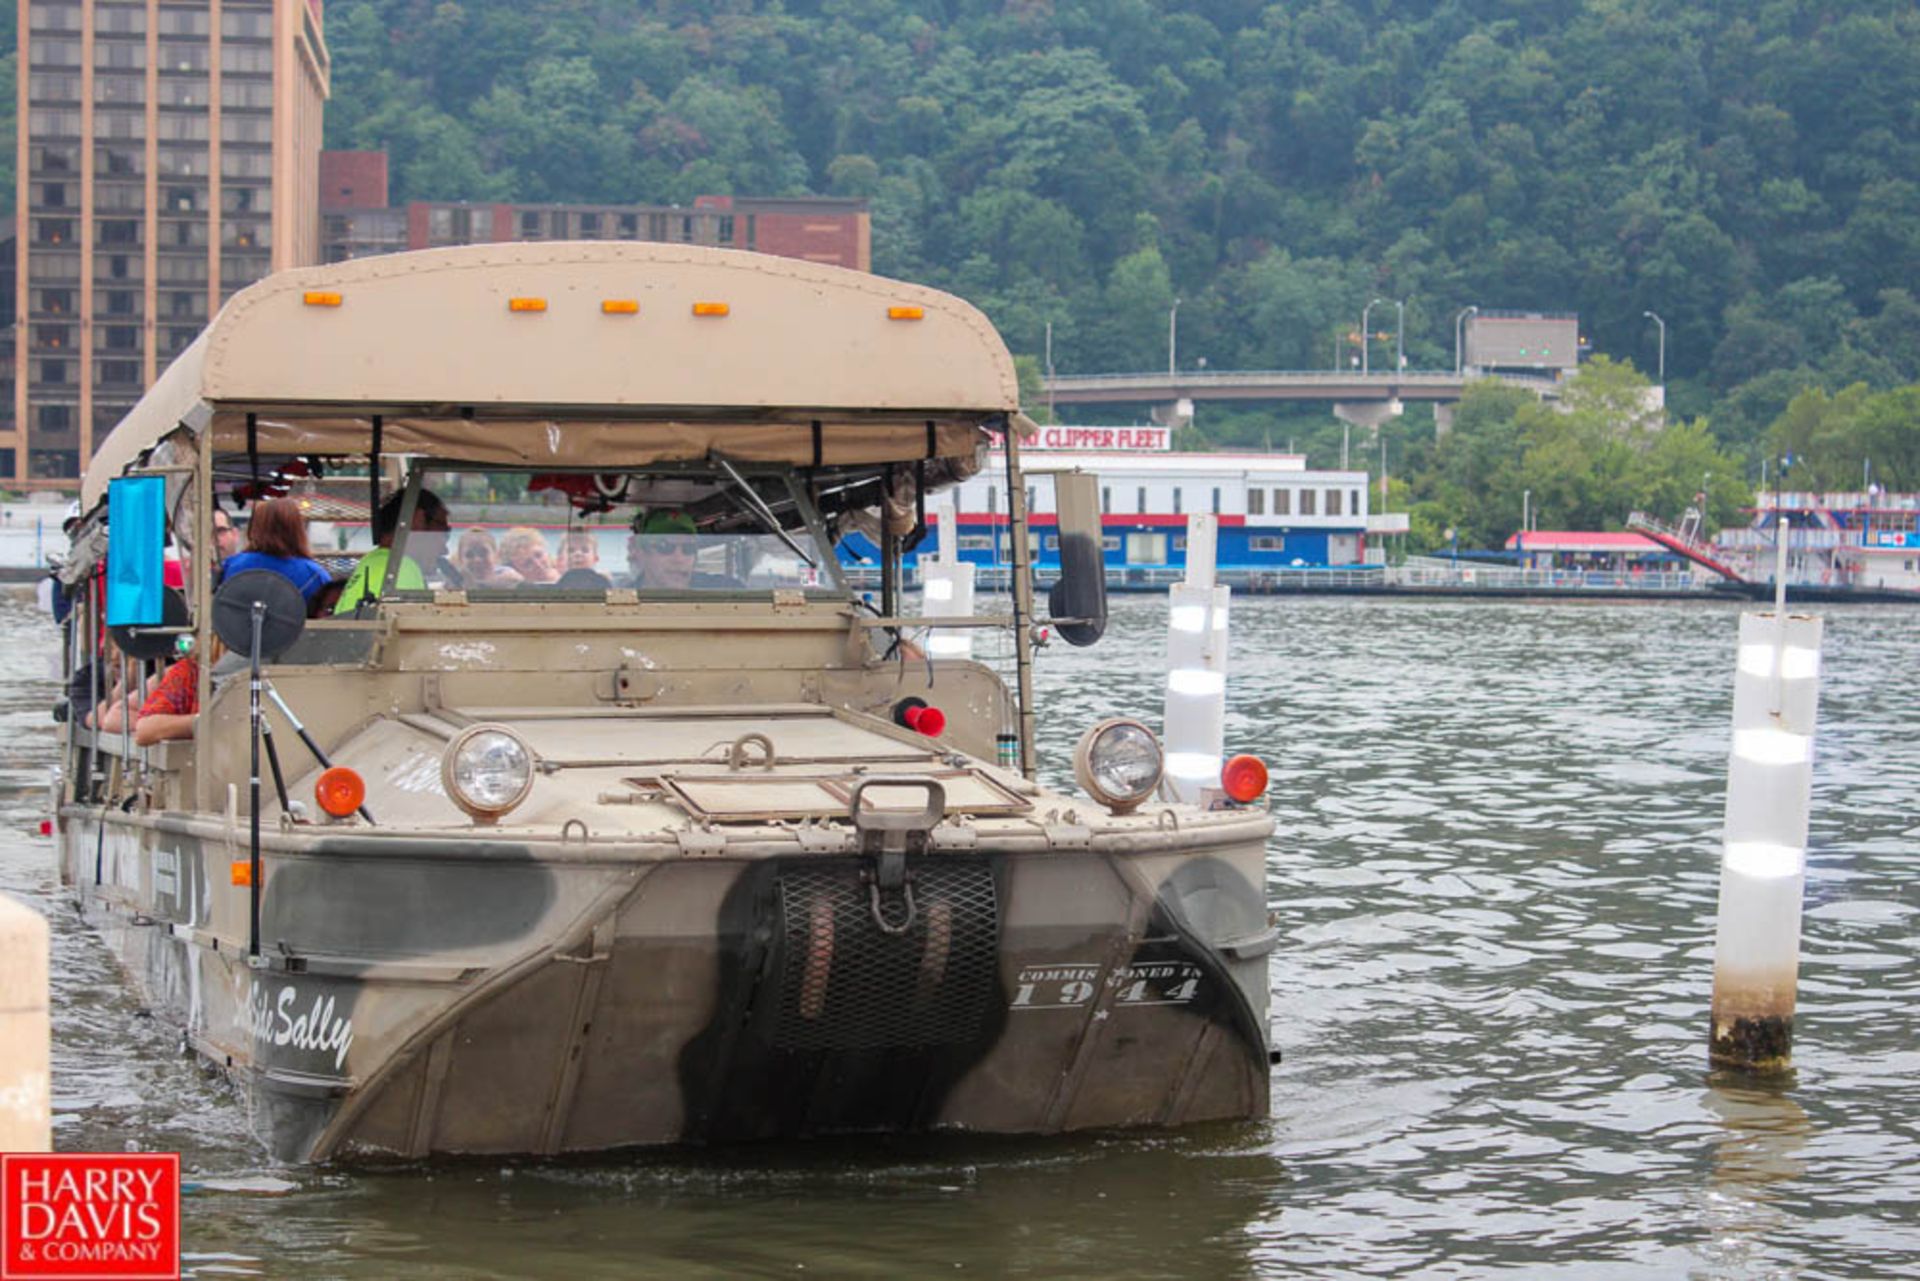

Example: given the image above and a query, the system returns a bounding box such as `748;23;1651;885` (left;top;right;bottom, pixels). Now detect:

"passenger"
210;505;241;571
131;652;200;746
218;498;332;606
333;490;451;614
624;510;698;590
560;530;601;575
84;638;153;733
554;530;612;589
499;526;559;584
455;528;522;588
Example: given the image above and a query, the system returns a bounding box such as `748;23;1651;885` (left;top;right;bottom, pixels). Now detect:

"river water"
2;592;1915;1278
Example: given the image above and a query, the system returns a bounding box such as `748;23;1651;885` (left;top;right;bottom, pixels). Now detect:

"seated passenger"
455;528;523;588
500;526;559;585
623;510;699;590
218;498;332;606
554;530;611;589
333;490;451;614
132;653;200;746
85;639;154;734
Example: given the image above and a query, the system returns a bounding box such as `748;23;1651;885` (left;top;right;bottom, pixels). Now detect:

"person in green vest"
333;489;451;614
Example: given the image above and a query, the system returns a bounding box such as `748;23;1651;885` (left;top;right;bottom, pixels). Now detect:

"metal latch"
848;775;946;935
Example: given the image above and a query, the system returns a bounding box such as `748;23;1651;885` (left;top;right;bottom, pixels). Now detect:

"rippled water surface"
2;591;1915;1278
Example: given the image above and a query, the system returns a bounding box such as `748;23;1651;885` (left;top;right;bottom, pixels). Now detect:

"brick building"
319;154;870;272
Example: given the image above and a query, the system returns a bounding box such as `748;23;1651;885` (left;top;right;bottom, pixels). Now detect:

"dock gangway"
1626;511;1748;583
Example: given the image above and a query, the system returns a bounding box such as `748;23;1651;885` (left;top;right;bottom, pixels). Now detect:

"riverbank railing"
847;563;1709;594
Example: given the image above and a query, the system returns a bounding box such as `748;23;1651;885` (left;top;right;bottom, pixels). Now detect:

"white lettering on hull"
237;984;354;1070
1010;961;1205;1010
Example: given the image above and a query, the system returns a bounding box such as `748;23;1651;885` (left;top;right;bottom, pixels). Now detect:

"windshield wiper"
711;456;818;568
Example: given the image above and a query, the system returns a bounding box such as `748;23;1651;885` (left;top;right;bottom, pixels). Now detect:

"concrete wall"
0;894;51;1152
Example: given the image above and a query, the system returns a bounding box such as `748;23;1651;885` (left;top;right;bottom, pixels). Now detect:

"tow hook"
848;775;946;936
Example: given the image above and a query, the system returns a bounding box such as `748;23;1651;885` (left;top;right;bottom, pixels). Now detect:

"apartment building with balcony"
7;0;328;482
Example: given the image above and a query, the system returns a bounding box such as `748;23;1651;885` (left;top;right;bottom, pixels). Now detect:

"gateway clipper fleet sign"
2;1155;179;1280
1033;425;1171;451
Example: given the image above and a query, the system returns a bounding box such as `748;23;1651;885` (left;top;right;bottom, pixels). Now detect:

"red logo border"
1;1153;181;1281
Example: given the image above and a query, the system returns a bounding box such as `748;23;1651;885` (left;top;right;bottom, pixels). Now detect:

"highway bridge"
1038;369;1561;429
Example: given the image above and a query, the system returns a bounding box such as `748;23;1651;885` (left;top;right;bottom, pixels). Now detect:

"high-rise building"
7;0;329;483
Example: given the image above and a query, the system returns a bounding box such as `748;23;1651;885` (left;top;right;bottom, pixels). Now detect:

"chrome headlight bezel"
1073;717;1165;813
441;723;536;823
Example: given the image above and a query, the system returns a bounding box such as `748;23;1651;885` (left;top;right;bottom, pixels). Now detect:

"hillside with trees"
3;1;1915;539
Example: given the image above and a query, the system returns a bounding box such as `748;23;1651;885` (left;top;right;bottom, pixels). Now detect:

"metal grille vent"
772;860;1000;1051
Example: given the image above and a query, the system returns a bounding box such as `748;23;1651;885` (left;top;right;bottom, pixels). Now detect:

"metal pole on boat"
921;494;976;660
1162;513;1229;804
1003;420;1038;778
263;684;374;823
247;602;264;959
1710;607;1822;1074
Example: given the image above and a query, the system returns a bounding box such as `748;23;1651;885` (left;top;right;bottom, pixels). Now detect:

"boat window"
371;465;844;603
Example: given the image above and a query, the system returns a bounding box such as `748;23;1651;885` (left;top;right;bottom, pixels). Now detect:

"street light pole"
1168;298;1180;378
1454;305;1478;374
1362;298;1386;376
1044;319;1056;426
1643;310;1666;383
1394;299;1405;373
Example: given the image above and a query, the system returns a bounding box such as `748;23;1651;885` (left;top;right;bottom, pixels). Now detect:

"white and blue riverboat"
838;434;1386;588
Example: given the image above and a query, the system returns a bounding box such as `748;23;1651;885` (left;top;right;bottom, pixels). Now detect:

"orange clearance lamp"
315;766;367;819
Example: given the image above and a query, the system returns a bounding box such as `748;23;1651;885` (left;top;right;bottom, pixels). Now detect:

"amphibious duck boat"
53;243;1275;1161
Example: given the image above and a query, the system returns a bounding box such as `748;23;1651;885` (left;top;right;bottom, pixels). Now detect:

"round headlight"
442;724;535;822
1073;718;1164;813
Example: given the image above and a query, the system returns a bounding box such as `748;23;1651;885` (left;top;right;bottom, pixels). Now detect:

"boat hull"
60;810;1274;1162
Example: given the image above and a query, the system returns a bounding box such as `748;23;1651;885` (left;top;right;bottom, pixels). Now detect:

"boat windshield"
374;464;844;602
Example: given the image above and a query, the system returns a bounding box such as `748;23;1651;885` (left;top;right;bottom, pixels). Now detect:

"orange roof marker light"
1221;754;1269;805
601;299;640;315
229;860;252;887
508;297;548;313
887;306;925;321
302;290;343;307
315;766;367;819
691;301;731;317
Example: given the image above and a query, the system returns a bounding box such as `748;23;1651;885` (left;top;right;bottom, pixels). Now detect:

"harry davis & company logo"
1;1154;180;1280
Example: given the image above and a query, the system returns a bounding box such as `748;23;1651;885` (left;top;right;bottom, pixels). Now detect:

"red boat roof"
1504;531;1662;552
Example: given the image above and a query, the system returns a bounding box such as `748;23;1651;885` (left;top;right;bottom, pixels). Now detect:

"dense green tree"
1;0;1915;529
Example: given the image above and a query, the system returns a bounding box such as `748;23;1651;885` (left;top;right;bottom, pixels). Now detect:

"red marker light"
892;697;947;738
1221;754;1269;804
39;819;54;837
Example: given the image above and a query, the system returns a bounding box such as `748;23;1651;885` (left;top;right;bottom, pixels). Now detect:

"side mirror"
213;570;308;662
1047;471;1107;647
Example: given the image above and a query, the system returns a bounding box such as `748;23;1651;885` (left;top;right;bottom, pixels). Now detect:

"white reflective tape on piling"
1733;727;1813;767
1165;751;1220;782
1737;644;1822;681
1170;605;1208;634
1167;668;1226;697
1723;841;1806;880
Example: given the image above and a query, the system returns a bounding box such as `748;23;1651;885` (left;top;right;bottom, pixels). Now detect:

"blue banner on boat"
106;475;167;626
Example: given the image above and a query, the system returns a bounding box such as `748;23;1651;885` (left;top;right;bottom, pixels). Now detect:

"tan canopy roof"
82;242;1023;506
